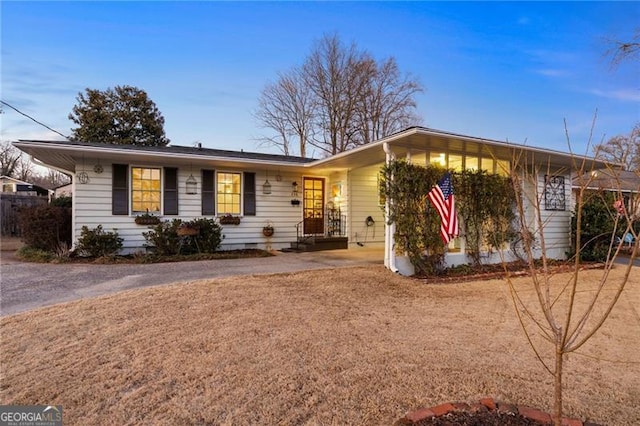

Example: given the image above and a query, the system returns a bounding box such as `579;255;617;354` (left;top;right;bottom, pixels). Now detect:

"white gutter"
382;142;398;273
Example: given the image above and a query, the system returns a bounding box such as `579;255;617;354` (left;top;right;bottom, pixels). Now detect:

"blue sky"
2;1;638;158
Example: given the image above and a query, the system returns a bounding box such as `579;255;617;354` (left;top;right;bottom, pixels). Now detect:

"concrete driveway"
0;248;384;316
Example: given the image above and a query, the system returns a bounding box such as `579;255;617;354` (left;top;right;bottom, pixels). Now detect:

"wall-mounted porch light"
263;170;272;194
290;181;300;205
186;174;198;194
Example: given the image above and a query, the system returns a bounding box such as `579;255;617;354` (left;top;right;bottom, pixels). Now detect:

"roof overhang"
12;140;315;173
13;127;619;176
310;127;617;172
572;169;640;192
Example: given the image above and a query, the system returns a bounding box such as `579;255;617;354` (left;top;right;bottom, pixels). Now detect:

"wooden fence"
0;194;49;237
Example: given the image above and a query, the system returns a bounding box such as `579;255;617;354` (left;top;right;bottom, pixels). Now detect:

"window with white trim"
217;172;241;214
132;167;161;213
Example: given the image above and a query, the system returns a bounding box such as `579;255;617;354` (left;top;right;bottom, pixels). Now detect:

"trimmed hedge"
19;205;72;252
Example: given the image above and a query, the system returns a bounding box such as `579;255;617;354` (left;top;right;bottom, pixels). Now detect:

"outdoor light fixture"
290;181;300;205
263;170;272;195
186;174;198;194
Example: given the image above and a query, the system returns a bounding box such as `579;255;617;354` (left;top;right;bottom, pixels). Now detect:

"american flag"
427;172;459;244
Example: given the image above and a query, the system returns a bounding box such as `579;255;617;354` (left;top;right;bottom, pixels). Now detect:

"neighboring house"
13;127;610;273
54;182;73;198
572;169;640;218
0;175;52;197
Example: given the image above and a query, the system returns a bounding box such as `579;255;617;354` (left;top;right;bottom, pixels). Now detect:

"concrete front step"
287;236;348;252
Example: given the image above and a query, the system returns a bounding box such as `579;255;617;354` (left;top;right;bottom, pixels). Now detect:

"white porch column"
382;142;398;273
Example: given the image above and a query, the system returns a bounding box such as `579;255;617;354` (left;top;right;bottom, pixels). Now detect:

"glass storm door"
303;177;325;235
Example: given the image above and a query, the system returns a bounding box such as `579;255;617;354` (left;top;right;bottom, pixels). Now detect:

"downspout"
383;142;398;273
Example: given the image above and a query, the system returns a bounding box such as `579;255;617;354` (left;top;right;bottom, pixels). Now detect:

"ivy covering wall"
380;160;517;274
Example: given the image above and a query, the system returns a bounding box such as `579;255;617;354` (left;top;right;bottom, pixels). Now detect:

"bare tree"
302;34;369;155
594;123;640;171
256;33;423;157
255;68;314;157
30;169;71;189
0;141;21;177
503;124;638;425
606;27;640;68
0;141;35;181
355;57;423;145
13;155;35;182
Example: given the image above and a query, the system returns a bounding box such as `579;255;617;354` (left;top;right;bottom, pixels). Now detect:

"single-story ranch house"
13;127;612;274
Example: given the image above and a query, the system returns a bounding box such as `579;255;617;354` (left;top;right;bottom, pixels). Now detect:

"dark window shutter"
244;172;256;216
164;167;178;215
112;164;128;215
202;169;215;215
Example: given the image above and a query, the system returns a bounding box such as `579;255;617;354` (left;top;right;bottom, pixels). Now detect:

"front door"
303;177;324;235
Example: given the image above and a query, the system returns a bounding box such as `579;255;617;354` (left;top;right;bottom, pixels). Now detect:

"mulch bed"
19;248;274;264
412;410;539;425
415;260;605;284
397;399;604;426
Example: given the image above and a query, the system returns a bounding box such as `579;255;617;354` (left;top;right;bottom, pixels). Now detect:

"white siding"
327;170;348;236
536;170;572;259
73;163;328;253
347;164;385;247
516;169;572;260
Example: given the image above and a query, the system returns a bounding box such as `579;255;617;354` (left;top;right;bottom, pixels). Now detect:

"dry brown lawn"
1;265;639;425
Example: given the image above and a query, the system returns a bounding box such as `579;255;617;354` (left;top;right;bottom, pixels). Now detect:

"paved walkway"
0;247;384;316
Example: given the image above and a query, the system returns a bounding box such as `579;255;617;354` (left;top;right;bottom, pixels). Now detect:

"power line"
0;100;70;140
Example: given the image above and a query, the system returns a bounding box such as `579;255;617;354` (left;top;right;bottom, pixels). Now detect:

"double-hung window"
217;172;242;215
131;167;162;213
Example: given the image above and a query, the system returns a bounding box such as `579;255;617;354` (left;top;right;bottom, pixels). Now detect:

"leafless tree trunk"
1;141;22;177
1;141;36;181
593;123;640;171
14;155;35;182
254;68;314;157
255;33;423;157
302;34;368;155
606;27;640;68
503;125;638;425
355;57;423;145
30;169;71;189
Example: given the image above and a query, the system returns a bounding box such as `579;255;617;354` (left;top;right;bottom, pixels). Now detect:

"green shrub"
51;195;72;208
570;190;618;262
380;160;517;273
454;170;516;265
143;218;223;255
19;205;72;252
380;161;445;274
143;219;183;256
75;225;123;257
189;217;223;253
16;246;55;262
